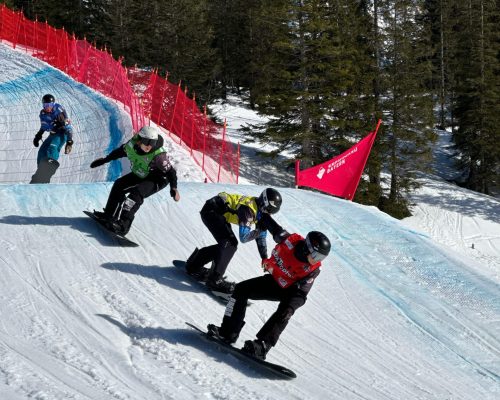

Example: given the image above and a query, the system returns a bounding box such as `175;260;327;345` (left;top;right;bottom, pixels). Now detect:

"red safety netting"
0;6;145;131
129;68;239;183
0;5;239;183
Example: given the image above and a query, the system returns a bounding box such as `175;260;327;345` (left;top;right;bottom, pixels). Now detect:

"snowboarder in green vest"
89;126;180;235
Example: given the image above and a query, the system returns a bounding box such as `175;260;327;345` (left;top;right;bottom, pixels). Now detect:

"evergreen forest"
5;0;499;218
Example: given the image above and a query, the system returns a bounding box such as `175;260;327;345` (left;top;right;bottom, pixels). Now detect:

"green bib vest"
124;136;166;178
218;192;259;225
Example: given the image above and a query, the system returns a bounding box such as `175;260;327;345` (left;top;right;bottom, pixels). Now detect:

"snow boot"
242;339;269;360
206;273;235;294
93;210;112;221
207;323;239;345
110;218;132;235
185;248;210;281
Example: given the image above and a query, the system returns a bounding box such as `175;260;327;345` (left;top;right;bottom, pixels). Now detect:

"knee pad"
279;307;295;322
122;197;136;212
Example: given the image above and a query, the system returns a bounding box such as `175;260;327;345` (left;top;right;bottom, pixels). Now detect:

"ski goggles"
42;102;55;109
260;191;279;214
306;236;327;263
139;137;157;147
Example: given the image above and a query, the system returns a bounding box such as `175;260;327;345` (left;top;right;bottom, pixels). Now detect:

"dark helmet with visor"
258;188;282;214
305;231;331;263
42;94;55;108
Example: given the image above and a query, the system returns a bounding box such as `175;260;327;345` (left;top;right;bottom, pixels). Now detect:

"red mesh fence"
0;5;239;183
129;68;240;183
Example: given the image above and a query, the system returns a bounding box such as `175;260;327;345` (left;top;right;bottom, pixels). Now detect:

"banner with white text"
295;120;381;200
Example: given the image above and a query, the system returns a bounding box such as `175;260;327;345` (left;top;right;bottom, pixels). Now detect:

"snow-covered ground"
0;43;499;400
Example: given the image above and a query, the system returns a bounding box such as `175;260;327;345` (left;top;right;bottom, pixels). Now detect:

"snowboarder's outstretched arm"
90;145;126;168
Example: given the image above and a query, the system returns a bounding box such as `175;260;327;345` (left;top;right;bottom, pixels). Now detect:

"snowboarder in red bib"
184;188;283;294
208;230;331;360
89;126;179;235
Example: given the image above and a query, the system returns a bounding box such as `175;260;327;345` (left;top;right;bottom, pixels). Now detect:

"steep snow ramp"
0;182;498;399
0;43;132;184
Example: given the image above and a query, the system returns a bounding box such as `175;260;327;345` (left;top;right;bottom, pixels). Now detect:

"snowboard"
30;158;60;184
84;210;139;247
186;322;297;379
172;260;232;304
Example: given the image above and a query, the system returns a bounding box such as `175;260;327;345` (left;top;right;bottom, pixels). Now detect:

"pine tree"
13;0;111;46
208;0;257;97
376;0;436;218
449;0;499;194
248;1;376;164
108;0;219;104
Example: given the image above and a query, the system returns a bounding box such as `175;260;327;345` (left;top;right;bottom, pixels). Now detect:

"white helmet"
137;126;159;146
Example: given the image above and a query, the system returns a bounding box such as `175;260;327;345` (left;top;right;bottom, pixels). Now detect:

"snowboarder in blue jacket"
30;94;74;183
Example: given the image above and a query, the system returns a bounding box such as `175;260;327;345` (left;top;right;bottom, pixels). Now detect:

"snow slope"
1;182;499;400
0;41;499;400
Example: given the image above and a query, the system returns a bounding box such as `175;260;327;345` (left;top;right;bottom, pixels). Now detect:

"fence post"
179;86;188;146
202;104;207;175
156;71;168;126
62;27;69;73
109;56;123;101
0;4;4;42
190;92;196;155
13;10;21;48
217;119;227;183
69;33;78;78
236;142;240;184
145;68;158;121
44;20;49;54
33;16;38;50
169;81;181;136
76;39;91;83
295;160;300;188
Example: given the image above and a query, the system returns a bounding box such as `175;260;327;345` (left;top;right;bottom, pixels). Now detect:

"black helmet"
42;94;55;104
305;231;331;263
258;188;282;214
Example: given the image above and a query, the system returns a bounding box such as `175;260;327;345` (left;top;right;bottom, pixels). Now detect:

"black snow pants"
104;172;168;229
220;274;307;347
189;195;238;280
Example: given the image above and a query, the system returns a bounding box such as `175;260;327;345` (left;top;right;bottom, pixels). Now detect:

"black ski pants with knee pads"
221;274;307;347
190;196;238;278
104;172;168;223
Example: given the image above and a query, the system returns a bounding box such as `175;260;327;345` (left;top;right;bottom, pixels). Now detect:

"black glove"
273;229;290;243
170;187;180;201
90;158;107;168
52;119;65;130
33;131;43;147
64;140;73;154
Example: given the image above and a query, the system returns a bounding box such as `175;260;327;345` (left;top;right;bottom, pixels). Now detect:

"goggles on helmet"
260;190;278;214
43;102;55;109
306;236;327;263
139;137;157;147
